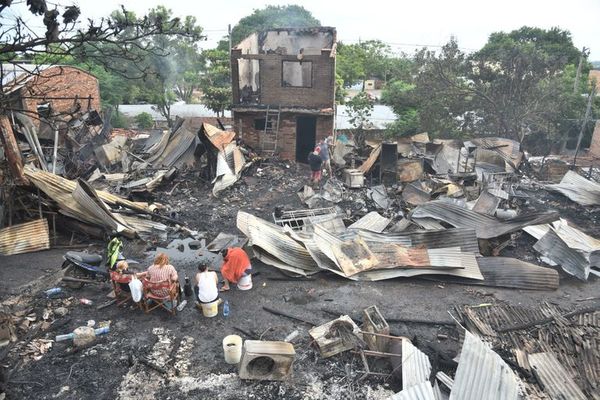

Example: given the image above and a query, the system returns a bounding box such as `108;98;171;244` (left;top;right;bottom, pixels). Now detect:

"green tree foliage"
200;49;231;117
230;5;320;45
381;80;420;137
134;112;154;129
336;40;412;89
345;91;375;147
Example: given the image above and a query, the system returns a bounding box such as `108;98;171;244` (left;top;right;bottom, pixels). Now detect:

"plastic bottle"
183;276;192;297
176;299;188;312
79;298;93;305
223;300;230;317
45;287;62;297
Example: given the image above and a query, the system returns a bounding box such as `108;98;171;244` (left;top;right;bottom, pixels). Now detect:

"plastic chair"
142;278;179;315
110;271;136;308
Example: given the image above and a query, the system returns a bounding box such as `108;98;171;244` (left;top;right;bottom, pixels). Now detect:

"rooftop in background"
1;63;51;92
335;104;396;130
118;104;231;121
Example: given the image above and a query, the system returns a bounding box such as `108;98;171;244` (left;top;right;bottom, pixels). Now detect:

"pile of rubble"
237;132;600;288
0;109;254;253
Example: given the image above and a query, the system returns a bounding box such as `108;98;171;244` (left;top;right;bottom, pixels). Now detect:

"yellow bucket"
201;300;219;317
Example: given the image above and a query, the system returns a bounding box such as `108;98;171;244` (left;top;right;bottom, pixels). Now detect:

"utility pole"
573;47;589;94
573;85;596;166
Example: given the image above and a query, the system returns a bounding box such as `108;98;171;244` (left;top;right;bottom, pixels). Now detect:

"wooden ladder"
261;105;280;155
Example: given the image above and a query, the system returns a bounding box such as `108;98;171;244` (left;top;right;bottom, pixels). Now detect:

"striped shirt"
146;264;178;297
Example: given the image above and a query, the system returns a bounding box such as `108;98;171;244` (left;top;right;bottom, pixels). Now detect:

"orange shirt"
221;248;251;283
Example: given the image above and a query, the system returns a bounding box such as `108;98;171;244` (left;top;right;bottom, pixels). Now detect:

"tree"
336;40;413;89
134;112;154;129
200;48;231;117
345;91;374;147
468;27;584;141
381;80;420;137
0;2;202;121
230;5;320;46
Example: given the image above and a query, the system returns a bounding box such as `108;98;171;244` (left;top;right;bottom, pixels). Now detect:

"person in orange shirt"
219;247;252;292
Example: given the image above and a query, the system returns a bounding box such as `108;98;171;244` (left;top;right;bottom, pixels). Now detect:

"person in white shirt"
193;262;219;305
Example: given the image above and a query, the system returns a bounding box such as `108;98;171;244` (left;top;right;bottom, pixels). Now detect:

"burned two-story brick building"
231;27;336;162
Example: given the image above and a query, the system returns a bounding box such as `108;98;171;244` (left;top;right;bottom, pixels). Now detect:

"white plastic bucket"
223;335;243;364
201;300;219;318
237;274;252;291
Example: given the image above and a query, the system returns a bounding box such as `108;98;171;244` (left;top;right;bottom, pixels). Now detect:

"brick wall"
18;66;100;125
234;111;333;161
232;52;335;109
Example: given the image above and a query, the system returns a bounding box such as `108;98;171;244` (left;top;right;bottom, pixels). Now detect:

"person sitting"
220;247;252;292
113;260;133;292
194;262;219;305
137;253;179;300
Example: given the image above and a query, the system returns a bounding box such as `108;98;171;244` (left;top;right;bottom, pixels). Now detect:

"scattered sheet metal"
148;121;199;169
437;257;559;290
321;179;344;203
24;166;156;214
411;217;446;231
205;232;247;253
410;201;558;239
402;338;432;390
237;211;319;273
367;185;390;209
213;142;247;196
472;190;500;216
354;228;480;254
402;182;431;205
534;229;590;281
454;303;600;398
348;211;390;233
272;207;340;230
0;219;50;256
358;144;381;174
528;352;587;400
391;381;436;400
201;122;236;151
545;170;600;206
469;137;522;172
449;330;519;400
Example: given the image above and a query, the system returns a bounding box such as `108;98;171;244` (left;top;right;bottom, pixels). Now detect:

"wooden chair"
110;271;136;308
142;278;179;315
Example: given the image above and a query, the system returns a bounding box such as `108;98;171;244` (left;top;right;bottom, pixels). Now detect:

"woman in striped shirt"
137;253;179;298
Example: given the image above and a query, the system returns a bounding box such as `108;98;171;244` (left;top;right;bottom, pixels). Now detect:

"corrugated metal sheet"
237;211;319;272
410;201;558;239
402;338;432;390
24;166;154;213
440;257;559;290
201;122;235;150
348;211;391;232
528;352;587;400
534;229;590;280
356;228;480;254
0;219;49;256
545;170;600;206
390;381;436;400
449;331;519;400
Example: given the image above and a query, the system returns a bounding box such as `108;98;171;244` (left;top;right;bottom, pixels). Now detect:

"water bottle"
45;287;62;297
177;299;188;312
183;276;192;297
94;326;110;336
79;298;93;305
223;300;230;317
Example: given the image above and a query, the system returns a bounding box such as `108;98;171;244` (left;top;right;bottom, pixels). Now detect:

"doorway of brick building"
295;116;317;163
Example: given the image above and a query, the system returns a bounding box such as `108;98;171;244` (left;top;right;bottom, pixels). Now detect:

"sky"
7;0;600;59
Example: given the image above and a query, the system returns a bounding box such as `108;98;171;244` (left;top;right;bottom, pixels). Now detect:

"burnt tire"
63;262;87;289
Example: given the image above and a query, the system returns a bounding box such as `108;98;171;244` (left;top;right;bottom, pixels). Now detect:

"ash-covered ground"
1;159;599;400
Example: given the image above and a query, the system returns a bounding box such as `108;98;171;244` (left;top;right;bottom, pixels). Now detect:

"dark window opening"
282;61;312;88
37;102;52;119
254;118;273;130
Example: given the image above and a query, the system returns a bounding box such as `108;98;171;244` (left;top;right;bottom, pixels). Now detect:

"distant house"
117;103;232;130
231;27;337;162
1;64;100;128
335;104;396;136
